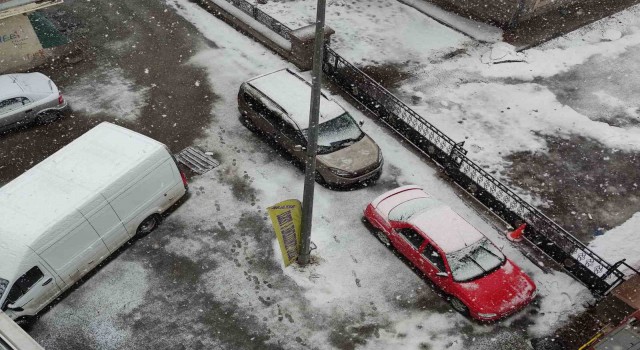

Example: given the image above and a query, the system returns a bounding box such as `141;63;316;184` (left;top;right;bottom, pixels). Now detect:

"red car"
364;185;537;321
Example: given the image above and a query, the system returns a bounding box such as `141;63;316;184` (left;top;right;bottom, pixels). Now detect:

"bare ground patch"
506;135;640;243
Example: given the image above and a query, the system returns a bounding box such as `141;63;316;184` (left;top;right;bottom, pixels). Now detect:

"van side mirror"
7;303;24;312
359;120;365;127
436;272;449;277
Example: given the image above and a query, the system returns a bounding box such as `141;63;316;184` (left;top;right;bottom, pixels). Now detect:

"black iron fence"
322;45;638;296
222;0;292;40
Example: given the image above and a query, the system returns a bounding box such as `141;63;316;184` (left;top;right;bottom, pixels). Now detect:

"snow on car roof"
0;74;24;100
248;69;345;129
409;206;485;253
373;185;428;218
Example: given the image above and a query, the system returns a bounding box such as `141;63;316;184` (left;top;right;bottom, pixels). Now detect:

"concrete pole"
298;0;326;266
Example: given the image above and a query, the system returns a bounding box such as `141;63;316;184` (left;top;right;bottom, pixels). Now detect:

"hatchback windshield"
447;239;505;282
302;113;364;154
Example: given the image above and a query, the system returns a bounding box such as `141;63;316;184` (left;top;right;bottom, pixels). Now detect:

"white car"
0;73;68;132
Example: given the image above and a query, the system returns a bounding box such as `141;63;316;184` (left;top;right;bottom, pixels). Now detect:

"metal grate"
175;147;220;175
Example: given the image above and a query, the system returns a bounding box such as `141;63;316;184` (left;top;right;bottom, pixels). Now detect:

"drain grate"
175;146;220;175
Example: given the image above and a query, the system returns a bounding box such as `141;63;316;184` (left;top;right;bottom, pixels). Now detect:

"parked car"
238;68;383;187
363;185;537;321
0;122;188;323
0;73;68;133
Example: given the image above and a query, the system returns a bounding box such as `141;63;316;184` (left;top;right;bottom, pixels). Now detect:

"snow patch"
34;260;150;349
589;212;640;275
66;67;150;121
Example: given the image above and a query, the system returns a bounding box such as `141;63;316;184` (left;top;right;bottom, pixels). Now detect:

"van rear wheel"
137;214;161;236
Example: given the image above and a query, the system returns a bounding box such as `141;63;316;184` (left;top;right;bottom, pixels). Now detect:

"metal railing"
322;45;636;296
222;0;293;40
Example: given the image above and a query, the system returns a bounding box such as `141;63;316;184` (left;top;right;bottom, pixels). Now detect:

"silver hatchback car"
0;73;68;133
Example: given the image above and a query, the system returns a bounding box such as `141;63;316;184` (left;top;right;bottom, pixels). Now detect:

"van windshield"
302;113;365;154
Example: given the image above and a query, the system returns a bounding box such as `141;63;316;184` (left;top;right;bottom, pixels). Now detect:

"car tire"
35;111;61;124
369;170;382;183
314;170;326;185
374;230;391;247
14;315;35;329
136;214;161;236
449;297;469;315
240;113;257;132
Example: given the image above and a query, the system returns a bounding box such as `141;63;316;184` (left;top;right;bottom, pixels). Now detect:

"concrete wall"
0;13;46;73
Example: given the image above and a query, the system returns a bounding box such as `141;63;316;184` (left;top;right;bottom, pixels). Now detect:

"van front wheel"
137;214;161;236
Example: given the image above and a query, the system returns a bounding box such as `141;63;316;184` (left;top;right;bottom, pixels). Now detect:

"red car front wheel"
450;297;469;315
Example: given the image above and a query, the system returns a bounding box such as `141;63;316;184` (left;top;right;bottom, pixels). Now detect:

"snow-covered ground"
157;0;592;347
254;0;640;263
256;0;473;64
24;0;639;349
65;67;151;122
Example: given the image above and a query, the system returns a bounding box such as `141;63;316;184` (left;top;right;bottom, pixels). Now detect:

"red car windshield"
447;239;505;282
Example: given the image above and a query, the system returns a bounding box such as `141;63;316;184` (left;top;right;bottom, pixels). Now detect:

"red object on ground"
180;171;188;189
363;185;537;321
507;224;527;242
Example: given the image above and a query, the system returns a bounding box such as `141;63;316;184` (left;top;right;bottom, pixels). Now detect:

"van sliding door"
86;199;130;252
40;219;110;285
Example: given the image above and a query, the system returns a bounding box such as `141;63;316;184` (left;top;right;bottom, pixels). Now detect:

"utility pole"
298;0;327;266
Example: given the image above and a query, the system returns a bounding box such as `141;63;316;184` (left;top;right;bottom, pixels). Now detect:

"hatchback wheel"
450;297;469;315
36;111;61;124
314;171;326;185
375;230;391;246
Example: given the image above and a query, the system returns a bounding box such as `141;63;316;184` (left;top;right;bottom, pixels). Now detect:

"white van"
0;122;188;322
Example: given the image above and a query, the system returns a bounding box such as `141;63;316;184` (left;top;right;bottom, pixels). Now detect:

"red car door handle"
42;278;53;286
